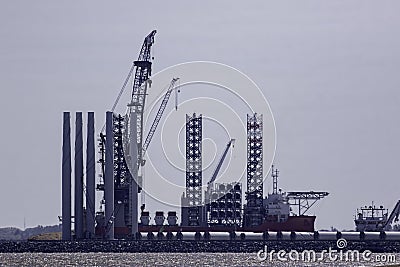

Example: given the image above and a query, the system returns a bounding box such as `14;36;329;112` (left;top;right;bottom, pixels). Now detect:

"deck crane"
99;29;156;192
100;31;179;236
208;139;235;186
204;138;235;207
102;30;157;133
100;29;156;173
137;78;179;207
141;78;179;164
384;200;400;230
99;30;156;238
125;30;157;170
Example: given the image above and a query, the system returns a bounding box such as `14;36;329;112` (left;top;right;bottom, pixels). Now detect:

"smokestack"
129;112;139;236
74;112;84;239
62;112;72;240
85;112;95;238
105;111;114;239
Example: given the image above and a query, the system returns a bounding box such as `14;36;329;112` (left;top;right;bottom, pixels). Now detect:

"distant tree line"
0;224;61;240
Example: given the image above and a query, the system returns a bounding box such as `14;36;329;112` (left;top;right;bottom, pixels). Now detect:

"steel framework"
246;113;263;206
113;114;135;230
127;30;157;167
113;114;131;188
207;183;242;226
244;113;264;227
186;113;202;226
287;191;329;215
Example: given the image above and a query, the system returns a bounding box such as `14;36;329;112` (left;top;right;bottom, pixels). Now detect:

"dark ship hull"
105;215;315;237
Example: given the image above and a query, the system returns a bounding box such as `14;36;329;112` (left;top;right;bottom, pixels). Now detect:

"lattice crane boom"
127;30;157;167
142;78;179;160
208;139;235;185
384;200;400;230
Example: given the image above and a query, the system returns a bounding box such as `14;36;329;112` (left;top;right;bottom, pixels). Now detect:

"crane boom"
142;78;179;159
208;139;235;185
127;30;157;167
131;30;156;98
384;200;400;230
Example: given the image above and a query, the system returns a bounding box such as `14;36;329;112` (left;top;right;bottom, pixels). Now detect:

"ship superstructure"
355;201;400;231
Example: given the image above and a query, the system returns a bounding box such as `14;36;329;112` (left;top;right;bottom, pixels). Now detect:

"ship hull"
96;215;316;238
135;215;315;233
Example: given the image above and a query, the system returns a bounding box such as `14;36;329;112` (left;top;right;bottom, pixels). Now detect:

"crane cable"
111;63;135;112
101;62;135;133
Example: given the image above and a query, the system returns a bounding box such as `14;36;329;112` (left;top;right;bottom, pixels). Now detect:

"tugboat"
355;200;400;231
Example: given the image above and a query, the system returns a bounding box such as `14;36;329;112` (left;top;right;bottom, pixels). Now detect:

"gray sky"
0;1;399;231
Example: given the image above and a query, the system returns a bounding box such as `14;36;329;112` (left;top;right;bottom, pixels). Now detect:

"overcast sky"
0;1;399;231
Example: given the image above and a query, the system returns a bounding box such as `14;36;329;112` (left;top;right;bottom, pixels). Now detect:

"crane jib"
134;61;152;69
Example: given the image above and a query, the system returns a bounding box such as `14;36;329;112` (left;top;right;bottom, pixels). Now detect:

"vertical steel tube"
129;112;139;236
105;111;114;239
86;112;95;238
62;112;72;240
74;112;84;239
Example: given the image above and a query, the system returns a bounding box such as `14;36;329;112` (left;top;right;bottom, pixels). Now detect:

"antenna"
272;165;279;194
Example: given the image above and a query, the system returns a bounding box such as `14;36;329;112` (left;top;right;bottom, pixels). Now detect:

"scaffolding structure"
185;113;203;226
244;113;264;227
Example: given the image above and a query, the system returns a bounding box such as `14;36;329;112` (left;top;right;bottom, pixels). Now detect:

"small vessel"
355;201;400;231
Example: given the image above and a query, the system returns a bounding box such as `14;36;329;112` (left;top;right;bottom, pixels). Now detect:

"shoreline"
0;240;399;253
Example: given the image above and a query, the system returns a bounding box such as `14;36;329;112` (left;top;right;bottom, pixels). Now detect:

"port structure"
286;191;329;215
182;113;203;226
244;113;264;227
